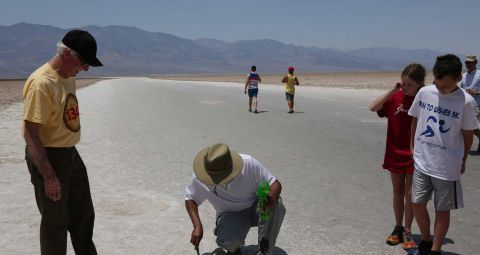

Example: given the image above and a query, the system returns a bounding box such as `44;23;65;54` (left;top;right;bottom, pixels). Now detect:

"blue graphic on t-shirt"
420;116;437;137
439;119;451;133
419;116;451;137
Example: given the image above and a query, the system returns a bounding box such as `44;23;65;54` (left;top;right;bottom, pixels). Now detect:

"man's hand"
190;224;203;248
263;194;278;209
44;175;61;201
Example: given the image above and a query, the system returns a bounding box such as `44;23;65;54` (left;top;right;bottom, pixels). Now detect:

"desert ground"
0;78;106;112
1;76;478;254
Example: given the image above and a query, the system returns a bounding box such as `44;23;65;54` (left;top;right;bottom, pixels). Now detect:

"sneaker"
402;231;417;250
288;110;294;113
248;109;252;112
254;109;258;114
417;240;433;255
386;225;404;246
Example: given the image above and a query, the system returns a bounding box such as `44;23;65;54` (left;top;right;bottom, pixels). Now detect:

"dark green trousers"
26;146;97;255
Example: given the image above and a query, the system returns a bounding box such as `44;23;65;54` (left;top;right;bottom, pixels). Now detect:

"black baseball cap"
62;29;103;67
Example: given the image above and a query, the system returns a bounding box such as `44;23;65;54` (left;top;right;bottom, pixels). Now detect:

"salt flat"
1;78;478;254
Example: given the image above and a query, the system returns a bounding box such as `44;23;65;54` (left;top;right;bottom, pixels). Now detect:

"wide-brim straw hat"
465;55;477;62
193;143;243;185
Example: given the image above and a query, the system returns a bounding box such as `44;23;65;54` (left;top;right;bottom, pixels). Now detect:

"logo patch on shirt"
394;104;409;115
63;93;80;132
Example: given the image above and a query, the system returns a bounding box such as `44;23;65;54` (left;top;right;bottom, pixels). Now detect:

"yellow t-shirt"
22;63;81;147
285;74;296;94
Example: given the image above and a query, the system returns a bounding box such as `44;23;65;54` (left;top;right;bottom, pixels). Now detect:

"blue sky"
2;0;478;55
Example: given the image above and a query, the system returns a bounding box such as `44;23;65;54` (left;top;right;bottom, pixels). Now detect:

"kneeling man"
185;143;285;255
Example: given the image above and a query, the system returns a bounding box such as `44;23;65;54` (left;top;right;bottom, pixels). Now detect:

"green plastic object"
256;181;270;220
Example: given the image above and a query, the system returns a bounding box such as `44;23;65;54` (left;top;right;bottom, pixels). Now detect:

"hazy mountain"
0;23;448;78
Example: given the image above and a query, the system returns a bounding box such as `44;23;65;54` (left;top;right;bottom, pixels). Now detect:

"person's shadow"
201;245;288;255
254;110;269;114
468;149;480;155
408;234;458;255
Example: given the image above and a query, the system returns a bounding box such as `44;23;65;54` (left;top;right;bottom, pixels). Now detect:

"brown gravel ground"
153;72;434;90
0;78;107;112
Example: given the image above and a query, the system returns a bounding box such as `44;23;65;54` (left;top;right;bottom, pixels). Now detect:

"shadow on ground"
409;234;458;255
201;245;288;255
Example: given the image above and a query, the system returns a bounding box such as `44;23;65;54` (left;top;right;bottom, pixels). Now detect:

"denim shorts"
285;93;294;101
248;88;258;98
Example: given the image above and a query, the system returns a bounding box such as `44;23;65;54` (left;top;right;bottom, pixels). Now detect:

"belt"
44;146;76;151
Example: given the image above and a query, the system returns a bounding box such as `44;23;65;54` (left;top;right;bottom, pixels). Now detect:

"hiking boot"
256;237;269;255
386;225;404;245
212;248;240;255
417;240;433;255
402;231;417;250
212;248;228;255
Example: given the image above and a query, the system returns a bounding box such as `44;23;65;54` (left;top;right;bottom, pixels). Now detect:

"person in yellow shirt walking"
22;30;103;255
281;66;300;113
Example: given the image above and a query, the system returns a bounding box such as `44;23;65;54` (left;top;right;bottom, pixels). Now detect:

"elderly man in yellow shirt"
22;29;102;255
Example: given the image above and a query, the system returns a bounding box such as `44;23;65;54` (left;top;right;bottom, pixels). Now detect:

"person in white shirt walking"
244;66;262;113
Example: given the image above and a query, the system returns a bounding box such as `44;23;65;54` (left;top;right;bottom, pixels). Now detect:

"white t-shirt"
408;85;478;180
459;68;480;106
185;154;277;213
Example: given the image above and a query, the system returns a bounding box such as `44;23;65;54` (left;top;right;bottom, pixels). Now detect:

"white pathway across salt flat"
1;78;479;255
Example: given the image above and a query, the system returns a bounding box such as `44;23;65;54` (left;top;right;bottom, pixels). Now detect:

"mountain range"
0;23;453;78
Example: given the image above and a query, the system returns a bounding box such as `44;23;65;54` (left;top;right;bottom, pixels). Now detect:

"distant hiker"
244;65;262;113
369;63;426;251
22;30;103;255
281;66;299;113
185;143;285;255
459;55;480;151
409;54;478;255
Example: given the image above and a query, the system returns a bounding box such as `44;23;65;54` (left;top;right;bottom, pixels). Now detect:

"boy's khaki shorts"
412;169;463;211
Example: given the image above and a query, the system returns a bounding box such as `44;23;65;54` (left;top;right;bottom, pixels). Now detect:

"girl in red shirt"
369;63;426;251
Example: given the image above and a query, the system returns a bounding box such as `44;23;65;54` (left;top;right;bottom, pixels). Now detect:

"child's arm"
294;77;299;85
244;77;249;94
368;82;401;112
281;76;287;83
461;129;474;174
410;117;418;153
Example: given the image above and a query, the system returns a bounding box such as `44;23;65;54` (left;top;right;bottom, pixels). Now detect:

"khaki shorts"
412;169;463;211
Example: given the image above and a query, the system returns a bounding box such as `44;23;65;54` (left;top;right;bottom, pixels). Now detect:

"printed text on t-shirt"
418;100;460;119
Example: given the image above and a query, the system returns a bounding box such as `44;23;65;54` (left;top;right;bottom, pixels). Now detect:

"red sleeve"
376;95;392;118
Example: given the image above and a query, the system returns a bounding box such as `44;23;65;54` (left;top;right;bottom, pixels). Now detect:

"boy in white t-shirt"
408;54;478;255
